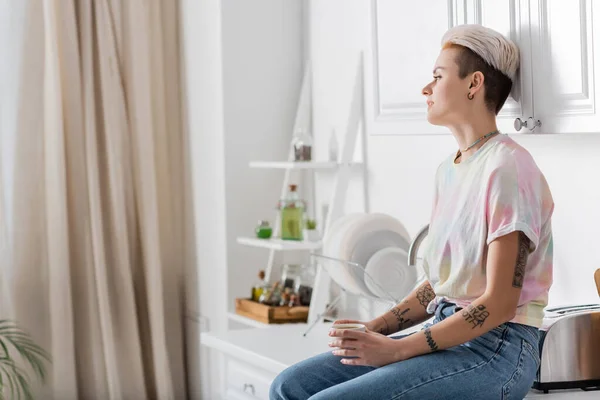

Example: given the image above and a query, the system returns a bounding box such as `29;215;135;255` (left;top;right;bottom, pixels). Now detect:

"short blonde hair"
442;24;520;83
441;24;520;114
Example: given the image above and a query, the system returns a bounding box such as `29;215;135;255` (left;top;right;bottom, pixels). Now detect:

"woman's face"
422;47;472;126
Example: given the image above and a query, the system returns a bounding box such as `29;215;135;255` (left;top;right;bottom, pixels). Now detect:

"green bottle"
280;184;305;241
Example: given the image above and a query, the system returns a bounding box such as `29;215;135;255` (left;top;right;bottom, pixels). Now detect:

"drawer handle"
243;383;256;396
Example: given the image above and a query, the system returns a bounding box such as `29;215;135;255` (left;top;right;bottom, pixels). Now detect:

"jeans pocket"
502;339;538;400
521;337;540;370
510;324;541;367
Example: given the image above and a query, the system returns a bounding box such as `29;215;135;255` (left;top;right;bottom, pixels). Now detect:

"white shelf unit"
234;57;368;327
236;237;322;251
249;161;337;169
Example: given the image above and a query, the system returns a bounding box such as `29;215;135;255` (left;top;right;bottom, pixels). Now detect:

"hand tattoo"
513;232;530;288
424;328;438;351
390;307;412;331
416;284;436;309
462;304;490;329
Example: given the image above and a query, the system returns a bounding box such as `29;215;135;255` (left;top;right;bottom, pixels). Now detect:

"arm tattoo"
377;316;391;335
513;232;530;288
424;328;438;351
390;307;412;331
462;304;490;329
416;284;436;309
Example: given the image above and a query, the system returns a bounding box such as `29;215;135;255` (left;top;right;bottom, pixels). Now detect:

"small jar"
294;264;316;306
292;128;313;161
280;264;302;290
255;220;273;239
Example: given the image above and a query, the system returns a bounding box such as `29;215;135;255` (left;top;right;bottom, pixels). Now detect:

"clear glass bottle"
251;270;269;302
281;264;302;289
279;184;305;241
294;264;316;306
292;128;313;161
259;281;282;306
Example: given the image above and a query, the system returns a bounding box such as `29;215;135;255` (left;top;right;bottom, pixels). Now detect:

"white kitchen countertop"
201;323;598;399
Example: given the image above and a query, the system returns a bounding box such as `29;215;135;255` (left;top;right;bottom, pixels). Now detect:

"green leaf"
0;320;51;398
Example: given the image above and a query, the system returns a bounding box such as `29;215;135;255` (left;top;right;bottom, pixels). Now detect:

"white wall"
181;0;229;398
310;0;600;309
221;0;304;317
181;0;304;397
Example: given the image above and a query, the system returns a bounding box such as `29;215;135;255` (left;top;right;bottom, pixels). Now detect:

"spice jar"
292;128;313;161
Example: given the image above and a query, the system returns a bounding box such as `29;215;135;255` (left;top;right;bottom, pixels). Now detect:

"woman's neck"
449;117;499;163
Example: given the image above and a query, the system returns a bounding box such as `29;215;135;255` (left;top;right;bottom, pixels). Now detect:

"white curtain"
1;0;191;398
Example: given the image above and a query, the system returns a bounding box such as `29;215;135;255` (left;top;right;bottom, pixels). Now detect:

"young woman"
270;24;554;400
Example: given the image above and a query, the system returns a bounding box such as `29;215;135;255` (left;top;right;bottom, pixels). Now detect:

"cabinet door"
365;0;533;135
364;0;454;135
530;0;600;134
459;0;535;134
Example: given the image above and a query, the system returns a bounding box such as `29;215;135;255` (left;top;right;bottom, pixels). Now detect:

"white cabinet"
365;0;532;135
366;0;600;135
225;358;275;400
457;0;535;135
364;1;455;135
529;0;600;134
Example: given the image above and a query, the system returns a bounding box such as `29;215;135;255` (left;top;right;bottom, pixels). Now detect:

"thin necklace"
462;130;500;152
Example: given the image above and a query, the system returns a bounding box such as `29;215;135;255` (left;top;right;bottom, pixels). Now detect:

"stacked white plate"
321;213;419;302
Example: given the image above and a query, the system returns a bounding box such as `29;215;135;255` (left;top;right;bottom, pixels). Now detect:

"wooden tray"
235;298;309;324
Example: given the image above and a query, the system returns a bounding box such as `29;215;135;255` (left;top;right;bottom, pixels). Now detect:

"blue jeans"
270;301;541;400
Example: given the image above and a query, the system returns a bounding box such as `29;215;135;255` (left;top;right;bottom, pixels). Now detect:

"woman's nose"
422;83;432;96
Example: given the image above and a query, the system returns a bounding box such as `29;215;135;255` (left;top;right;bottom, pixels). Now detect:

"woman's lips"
427;101;434;108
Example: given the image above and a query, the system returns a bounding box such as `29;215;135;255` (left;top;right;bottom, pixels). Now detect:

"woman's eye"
433;75;441;81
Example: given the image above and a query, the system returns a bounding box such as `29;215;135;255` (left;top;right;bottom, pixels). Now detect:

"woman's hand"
327;328;407;367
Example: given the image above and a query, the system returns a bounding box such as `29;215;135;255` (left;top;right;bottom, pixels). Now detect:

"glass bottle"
279;288;292;307
279;184;305;241
259;281;282;306
294;264;316;306
281;264;302;289
251;270;269;302
292;128;313;161
255;220;272;239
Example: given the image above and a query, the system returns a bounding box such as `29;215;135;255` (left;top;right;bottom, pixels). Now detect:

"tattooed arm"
367;279;437;335
394;231;531;359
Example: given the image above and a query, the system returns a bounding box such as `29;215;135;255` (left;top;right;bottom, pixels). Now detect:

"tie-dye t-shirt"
422;133;554;328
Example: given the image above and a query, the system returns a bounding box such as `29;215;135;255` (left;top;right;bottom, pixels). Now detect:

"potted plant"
0;320;51;399
304;218;320;242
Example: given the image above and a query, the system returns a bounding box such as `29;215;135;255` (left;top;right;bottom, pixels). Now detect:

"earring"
468;92;474;100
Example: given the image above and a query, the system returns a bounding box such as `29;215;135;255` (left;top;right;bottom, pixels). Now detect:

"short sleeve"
485;160;541;252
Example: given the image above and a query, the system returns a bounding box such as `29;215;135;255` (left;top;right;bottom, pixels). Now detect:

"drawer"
225;358;276;400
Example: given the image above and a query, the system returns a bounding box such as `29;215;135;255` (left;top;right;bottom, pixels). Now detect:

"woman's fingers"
328;339;359;349
332;349;359;357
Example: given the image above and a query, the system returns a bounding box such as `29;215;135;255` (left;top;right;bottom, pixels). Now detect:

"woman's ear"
469;71;485;94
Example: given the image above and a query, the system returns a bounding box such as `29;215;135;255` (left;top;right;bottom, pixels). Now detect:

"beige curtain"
3;0;190;398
